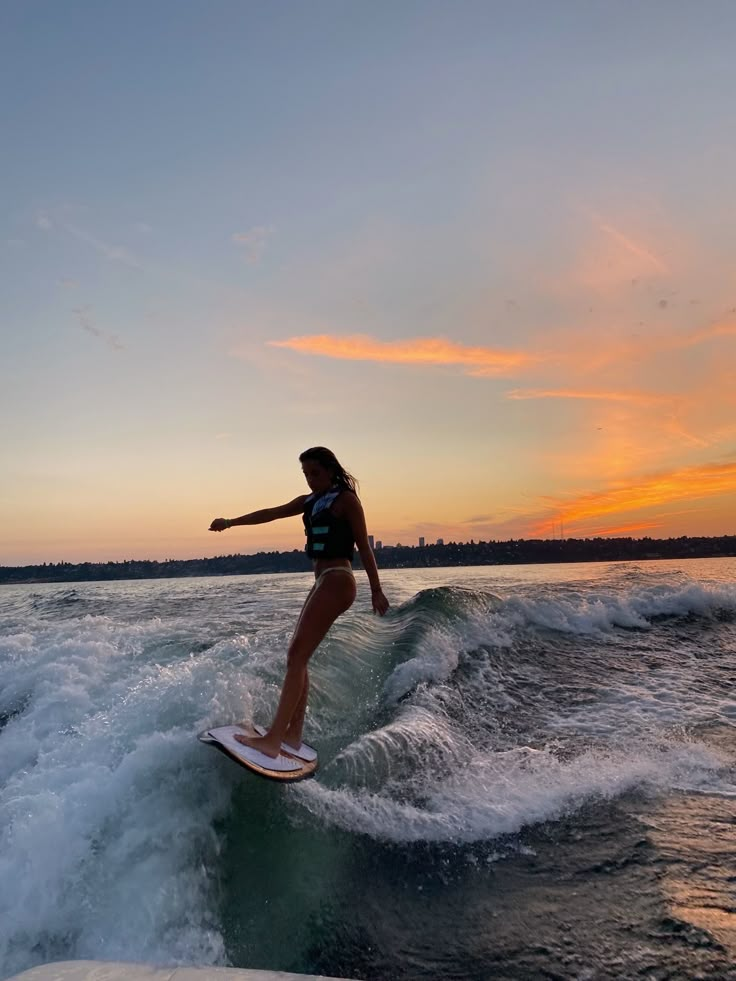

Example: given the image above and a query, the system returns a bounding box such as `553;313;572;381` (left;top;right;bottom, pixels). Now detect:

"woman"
209;446;389;762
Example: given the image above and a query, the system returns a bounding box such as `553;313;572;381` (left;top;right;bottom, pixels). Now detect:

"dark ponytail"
299;446;359;495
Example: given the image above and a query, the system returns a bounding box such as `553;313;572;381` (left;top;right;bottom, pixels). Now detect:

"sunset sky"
2;1;735;564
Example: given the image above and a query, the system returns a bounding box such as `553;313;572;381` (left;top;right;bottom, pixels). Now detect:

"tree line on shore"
1;535;734;584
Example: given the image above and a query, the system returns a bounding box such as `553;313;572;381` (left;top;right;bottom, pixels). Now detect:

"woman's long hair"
299;446;359;495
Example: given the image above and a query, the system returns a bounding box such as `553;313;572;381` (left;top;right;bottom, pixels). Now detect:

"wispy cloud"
269;334;532;375
232;226;272;264
593;217;670;275
31;206;145;270
66;225;142;269
555;210;676;300
72;306;124;351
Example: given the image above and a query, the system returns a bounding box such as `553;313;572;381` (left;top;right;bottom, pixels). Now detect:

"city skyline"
2;2;735;565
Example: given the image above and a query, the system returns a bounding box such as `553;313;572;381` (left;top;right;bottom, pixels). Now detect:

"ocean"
1;559;735;980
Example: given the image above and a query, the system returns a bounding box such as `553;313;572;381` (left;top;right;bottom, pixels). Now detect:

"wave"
0;568;734;975
378;580;736;701
507;580;736;635
297;737;733;843
296;579;736;842
0;615;249;976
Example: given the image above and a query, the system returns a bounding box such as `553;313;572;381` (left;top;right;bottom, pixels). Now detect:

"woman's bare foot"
283;727;304;751
233;729;281;758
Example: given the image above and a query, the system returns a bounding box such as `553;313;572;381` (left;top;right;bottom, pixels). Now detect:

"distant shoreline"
1;535;734;585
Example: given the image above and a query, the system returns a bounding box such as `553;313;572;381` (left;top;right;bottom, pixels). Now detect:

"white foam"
298;737;733;843
380;607;517;705
331;705;467;786
381;625;460;704
505;580;736;636
0;615;246;977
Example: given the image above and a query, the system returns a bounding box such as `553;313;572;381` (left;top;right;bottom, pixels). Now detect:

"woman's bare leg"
236;590;312;749
278;585;313;748
284;668;309;750
235;573;355;756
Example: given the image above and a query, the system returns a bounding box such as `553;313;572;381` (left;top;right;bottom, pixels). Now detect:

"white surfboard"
198;724;318;782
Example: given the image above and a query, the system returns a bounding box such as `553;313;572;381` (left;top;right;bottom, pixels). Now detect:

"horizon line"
2;531;735;570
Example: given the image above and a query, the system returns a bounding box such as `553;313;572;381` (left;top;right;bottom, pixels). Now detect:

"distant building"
375;541;383;550
436;538;444;546
418;537;425;547
368;535;374;549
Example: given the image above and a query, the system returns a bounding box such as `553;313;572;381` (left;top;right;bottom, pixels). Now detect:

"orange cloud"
506;388;666;405
531;319;734;388
677;318;736;349
269;334;532;375
580;520;664;536
531;461;736;537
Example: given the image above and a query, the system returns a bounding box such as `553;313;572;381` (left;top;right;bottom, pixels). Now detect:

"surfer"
209;446;389;760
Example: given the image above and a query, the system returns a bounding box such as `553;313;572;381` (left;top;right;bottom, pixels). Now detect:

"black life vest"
303;488;355;560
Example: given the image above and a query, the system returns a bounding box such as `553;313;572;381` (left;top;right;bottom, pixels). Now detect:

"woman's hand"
372;588;389;616
209;518;230;532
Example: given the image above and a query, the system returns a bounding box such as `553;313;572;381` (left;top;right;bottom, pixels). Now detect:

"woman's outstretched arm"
209;495;307;532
